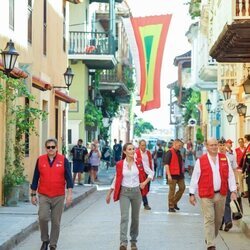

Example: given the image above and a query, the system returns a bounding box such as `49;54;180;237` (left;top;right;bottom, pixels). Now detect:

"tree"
134;118;154;137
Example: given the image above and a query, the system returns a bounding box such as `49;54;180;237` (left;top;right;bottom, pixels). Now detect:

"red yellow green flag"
131;15;172;112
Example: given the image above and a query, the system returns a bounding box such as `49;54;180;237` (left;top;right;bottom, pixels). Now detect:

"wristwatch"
189;193;194;197
30;193;36;197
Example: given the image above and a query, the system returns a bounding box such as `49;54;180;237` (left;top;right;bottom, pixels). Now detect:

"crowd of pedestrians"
29;134;250;250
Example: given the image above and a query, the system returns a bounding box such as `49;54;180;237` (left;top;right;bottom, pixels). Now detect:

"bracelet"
30;193;36;197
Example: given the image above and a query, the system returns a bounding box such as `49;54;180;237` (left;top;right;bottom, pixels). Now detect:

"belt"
121;186;139;191
214;190;220;193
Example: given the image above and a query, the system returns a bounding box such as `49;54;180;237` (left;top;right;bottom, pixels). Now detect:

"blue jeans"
223;190;232;224
156;158;163;177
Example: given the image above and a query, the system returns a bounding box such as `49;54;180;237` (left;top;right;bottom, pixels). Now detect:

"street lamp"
243;73;250;94
222;83;232;100
226;114;233;123
205;99;212;113
237;103;247;116
0;39;19;75
53;66;74;90
95;92;103;108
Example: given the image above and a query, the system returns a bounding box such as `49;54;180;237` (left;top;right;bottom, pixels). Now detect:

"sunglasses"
46;146;56;149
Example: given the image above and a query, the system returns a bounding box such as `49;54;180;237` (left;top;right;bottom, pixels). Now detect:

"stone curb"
0;186;97;250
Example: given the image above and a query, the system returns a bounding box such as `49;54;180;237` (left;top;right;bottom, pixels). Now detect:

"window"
68;129;72;144
63;2;66;52
9;0;14;30
25;98;30;156
43;0;47;55
28;0;32;43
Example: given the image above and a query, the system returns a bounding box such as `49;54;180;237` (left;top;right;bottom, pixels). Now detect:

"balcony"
199;56;217;82
68;31;117;69
99;66;131;103
209;0;250;62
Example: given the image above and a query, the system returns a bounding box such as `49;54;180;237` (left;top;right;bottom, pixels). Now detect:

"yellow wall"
0;0;69;204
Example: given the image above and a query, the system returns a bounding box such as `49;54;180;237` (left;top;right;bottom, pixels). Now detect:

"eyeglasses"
46;146;56;149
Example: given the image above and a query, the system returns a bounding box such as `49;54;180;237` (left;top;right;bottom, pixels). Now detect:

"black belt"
214;190;220;193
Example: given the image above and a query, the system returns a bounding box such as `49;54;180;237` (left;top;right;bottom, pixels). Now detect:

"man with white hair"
189;138;237;250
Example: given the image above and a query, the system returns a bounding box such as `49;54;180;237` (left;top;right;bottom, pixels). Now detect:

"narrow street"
14;176;250;250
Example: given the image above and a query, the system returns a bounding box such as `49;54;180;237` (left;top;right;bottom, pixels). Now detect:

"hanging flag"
129;14;172;112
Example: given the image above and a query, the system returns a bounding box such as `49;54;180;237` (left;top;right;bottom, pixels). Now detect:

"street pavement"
1;166;250;250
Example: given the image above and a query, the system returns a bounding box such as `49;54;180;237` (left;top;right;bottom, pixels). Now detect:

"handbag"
230;199;243;220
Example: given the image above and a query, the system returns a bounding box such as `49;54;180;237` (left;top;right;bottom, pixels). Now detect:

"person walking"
101;140;112;170
194;139;204;160
135;139;154;210
242;134;250;205
30;138;73;250
235;137;246;197
70;139;88;185
218;138;237;232
113;139;122;164
155;143;164;178
164;139;186;212
189;138;237;250
106;142;152;250
88;143;102;183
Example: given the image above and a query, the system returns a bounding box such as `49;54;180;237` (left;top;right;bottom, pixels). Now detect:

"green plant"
84;100;103;128
0;71;47;201
196;127;204;142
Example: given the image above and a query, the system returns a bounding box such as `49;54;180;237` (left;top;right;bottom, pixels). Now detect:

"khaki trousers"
119;186;142;245
38;194;65;247
168;178;185;208
200;193;226;248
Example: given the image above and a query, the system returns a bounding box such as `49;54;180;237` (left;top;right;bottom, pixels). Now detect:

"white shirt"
111;160;139;189
138;150;155;179
189;154;237;195
226;151;238;170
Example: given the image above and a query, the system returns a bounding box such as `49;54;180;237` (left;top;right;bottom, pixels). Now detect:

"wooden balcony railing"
234;0;250;19
69;31;115;55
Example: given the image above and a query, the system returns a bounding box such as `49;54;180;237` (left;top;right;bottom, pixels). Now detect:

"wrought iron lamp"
222;83;232;100
53;66;74;90
95;92;103;108
226;114;233;123
205;99;212;113
236;103;247;116
0;39;19;76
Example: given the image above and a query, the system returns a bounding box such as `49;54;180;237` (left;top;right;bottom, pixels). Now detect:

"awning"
32;76;52;91
66;0;82;3
0;60;28;79
55;90;77;103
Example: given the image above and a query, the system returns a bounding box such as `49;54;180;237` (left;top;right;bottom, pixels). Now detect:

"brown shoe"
207;247;216;250
40;241;49;250
144;205;151;210
131;242;138;250
224;221;233;232
119;243;127;250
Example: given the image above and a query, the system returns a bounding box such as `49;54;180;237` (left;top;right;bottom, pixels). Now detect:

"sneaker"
50;247;56;250
131;242;138;250
168;208;176;213
40;241;49;250
144;205;151;210
78;182;83;186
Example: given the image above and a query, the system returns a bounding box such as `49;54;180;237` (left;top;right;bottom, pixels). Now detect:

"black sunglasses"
46;146;56;149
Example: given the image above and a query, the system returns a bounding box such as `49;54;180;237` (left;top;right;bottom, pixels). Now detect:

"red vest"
113;159;148;202
235;147;246;168
135;149;153;169
198;153;229;198
169;148;181;175
38;154;66;197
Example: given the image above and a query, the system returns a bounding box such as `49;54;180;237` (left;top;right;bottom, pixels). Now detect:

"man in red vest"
235;137;246;197
164;139;185;212
189;138;237;250
30;138;73;250
135;139;154;210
